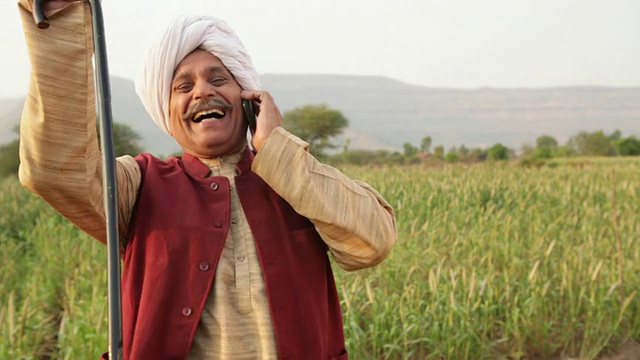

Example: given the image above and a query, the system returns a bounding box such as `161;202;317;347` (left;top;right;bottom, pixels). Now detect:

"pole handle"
32;0;50;29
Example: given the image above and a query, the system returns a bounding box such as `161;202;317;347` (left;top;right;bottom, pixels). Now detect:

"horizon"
2;73;640;101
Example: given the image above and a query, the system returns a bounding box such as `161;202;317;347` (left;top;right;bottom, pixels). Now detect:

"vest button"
231;218;239;225
210;182;219;191
199;262;210;271
214;222;223;228
182;307;192;316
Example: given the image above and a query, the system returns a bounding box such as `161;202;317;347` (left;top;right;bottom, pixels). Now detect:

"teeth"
194;108;225;121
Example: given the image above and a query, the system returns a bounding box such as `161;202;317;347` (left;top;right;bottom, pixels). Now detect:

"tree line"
328;129;640;166
0;122;143;178
1;103;639;178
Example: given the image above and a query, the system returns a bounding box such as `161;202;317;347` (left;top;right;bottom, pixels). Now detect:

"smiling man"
169;50;248;158
16;1;397;359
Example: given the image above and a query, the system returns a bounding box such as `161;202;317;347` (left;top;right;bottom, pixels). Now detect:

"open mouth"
193;108;226;123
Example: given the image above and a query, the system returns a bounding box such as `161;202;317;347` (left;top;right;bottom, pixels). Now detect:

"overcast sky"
1;0;638;98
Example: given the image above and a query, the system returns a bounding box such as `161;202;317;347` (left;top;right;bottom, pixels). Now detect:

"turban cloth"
135;15;261;135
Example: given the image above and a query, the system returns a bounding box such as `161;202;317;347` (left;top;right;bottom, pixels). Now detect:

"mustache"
182;98;232;121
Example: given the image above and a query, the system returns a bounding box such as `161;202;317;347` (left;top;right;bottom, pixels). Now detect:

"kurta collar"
180;147;255;179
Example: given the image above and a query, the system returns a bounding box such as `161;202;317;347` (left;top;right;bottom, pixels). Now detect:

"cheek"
170;98;184;115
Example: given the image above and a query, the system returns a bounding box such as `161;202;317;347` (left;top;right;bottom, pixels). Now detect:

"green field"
1;158;639;359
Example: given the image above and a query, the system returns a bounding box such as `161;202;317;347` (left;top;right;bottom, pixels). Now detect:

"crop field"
1;158;639;359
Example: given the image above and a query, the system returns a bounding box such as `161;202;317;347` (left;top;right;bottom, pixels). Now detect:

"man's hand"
241;90;283;152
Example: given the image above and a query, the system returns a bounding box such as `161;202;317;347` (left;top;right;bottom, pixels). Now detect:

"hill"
1;75;639;155
261;75;640;151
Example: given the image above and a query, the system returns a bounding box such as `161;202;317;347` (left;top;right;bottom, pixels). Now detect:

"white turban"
135;15;261;135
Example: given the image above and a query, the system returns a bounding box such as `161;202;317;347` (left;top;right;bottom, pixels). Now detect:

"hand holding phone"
241;90;282;151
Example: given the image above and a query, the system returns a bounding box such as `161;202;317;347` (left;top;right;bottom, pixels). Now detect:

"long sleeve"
252;127;397;271
17;1;140;244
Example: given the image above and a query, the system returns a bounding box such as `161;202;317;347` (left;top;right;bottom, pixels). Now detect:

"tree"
0;121;144;179
282;104;348;157
616;136;640;156
0;138;19;178
567;130;614;156
97;121;144;157
420;136;432;153
403;143;418;158
488;143;509;160
445;150;459;163
433;145;444;160
112;122;144;156
520;142;535;157
535;135;558;148
609;129;622;142
468;148;488;162
532;135;558;159
458;144;469;158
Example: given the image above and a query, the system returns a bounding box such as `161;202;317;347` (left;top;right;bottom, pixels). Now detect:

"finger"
240;89;274;103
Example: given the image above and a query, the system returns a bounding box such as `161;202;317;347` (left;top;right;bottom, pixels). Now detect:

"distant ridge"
1;75;639;155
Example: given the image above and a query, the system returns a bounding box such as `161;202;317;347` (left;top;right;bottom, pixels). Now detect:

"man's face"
169;49;247;159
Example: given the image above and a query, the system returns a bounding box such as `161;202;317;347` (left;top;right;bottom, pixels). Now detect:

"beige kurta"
17;1;398;358
188;152;278;359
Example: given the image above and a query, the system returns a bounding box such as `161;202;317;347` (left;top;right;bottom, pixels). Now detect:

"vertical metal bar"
88;1;123;359
31;1;122;358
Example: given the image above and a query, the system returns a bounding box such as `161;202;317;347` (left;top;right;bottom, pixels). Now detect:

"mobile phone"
242;99;256;128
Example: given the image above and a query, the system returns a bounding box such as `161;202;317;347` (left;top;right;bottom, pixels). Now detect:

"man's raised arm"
17;0;140;244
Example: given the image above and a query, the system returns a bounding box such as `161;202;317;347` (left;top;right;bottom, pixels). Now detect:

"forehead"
172;49;229;81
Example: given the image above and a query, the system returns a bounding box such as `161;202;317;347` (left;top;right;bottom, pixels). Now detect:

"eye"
174;82;193;93
210;77;227;86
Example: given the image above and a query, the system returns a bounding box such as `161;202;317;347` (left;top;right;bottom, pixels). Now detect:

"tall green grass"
1;158;639;359
0;177;108;359
337;159;640;359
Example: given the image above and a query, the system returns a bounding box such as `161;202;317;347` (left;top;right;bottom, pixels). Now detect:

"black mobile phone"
242;99;256;128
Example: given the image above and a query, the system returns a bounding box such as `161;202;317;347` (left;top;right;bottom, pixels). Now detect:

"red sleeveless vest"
116;148;347;359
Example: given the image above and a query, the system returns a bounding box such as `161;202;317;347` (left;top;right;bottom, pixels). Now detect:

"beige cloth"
17;1;397;358
189;152;277;359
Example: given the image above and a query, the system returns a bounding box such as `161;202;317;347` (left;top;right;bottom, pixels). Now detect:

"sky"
0;0;639;99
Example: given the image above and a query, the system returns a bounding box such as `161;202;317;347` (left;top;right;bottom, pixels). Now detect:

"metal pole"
32;1;123;359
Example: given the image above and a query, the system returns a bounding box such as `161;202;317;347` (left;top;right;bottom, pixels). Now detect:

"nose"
192;80;216;100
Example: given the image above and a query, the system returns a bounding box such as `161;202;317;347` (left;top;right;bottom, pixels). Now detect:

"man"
17;1;397;359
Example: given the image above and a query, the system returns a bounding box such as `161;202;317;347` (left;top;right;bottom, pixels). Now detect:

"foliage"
433;145;444;160
0;139;19;178
4;159;640;358
445;150;459;163
0;122;145;179
532;135;559;159
567;130;616;156
615;136;640;156
403;143;418;158
488;143;509;160
329;149;404;166
282;104;348;157
520;142;535;157
336;158;640;359
0;178;108;358
420;136;432;153
536;134;558;148
97;121;144;157
468;147;488;162
112;123;144;157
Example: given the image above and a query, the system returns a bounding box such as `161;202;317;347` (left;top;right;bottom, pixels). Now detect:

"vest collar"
180;147;255;179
